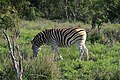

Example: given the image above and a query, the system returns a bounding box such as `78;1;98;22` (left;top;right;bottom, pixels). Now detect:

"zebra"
31;27;89;61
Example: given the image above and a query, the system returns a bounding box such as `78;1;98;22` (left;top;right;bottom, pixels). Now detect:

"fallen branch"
3;30;23;80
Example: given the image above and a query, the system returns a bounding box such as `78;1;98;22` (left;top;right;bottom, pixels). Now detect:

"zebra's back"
46;28;86;47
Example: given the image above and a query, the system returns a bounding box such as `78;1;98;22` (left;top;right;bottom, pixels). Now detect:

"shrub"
103;24;120;44
23;55;60;80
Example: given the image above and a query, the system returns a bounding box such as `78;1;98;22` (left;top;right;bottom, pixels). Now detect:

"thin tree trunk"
3;30;23;80
65;0;68;20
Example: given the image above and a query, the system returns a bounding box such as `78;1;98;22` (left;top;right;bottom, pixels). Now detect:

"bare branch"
3;30;17;69
3;30;23;80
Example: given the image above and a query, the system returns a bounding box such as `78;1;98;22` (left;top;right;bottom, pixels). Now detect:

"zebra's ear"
44;29;47;31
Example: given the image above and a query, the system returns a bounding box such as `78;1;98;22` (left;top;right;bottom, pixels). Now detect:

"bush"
103;24;120;43
23;55;60;80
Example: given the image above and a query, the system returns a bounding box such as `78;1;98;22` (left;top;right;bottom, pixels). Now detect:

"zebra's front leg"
55;46;63;60
51;46;55;60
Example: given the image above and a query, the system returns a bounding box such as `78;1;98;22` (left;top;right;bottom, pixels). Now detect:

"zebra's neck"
41;30;48;44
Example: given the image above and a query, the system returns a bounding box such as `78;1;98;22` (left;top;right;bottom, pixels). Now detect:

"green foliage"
0;16;15;29
0;56;17;80
0;1;19;30
88;33;103;44
103;24;120;44
0;0;120;22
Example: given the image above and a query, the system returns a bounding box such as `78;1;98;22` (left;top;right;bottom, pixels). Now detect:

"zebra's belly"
57;41;74;47
58;44;69;47
48;38;80;47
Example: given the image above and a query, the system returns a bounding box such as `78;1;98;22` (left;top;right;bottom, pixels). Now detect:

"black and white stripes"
31;28;89;60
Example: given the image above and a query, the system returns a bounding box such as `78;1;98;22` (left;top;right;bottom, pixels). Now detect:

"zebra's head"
31;31;47;57
31;40;40;57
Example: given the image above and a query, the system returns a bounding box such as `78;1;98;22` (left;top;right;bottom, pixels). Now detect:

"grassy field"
0;20;120;80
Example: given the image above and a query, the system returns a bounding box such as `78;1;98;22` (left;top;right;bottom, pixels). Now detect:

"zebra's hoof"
79;59;81;61
60;57;64;60
59;55;64;60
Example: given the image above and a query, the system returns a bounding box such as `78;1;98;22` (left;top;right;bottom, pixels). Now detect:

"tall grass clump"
23;55;60;80
0;54;60;80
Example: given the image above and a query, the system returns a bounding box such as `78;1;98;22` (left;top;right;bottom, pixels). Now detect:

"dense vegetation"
0;20;119;80
0;0;120;22
0;0;120;80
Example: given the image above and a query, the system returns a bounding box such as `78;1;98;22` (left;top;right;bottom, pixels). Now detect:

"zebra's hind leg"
55;46;63;60
78;45;84;61
82;44;89;60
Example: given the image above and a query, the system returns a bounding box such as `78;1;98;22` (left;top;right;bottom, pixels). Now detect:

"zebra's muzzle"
32;45;39;57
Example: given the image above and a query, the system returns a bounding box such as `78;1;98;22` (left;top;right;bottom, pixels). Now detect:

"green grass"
0;20;120;80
